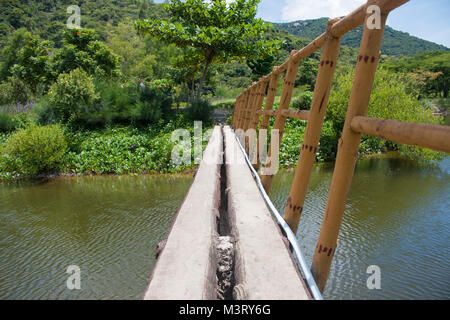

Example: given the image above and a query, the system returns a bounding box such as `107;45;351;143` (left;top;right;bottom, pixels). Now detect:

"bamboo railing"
230;0;450;293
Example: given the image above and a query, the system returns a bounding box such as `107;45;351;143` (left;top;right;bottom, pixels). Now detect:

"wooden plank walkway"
143;126;311;300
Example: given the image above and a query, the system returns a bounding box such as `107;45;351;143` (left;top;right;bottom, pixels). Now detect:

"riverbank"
1;118;445;182
0;123;209;181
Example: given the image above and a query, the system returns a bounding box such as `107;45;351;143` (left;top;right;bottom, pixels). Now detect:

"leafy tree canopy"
0;28;53;92
51;28;122;80
135;0;281;99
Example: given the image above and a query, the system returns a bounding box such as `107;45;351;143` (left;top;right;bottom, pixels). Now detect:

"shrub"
64;127;188;175
326;68;444;162
291;91;313;110
33;95;63;125
133;100;163;124
186;100;214;124
134;80;173;124
48;68;99;122
1;124;67;177
95;80;137;126
0;76;33;105
0;111;17;132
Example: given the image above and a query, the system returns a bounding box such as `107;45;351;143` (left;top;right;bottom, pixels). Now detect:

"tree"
51;28;121;79
0;29;53;92
247;54;275;81
135;0;280;100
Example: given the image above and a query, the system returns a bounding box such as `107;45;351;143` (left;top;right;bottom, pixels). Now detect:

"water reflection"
270;156;450;299
0;174;193;299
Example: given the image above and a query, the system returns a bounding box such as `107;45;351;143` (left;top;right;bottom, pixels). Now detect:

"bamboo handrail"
284;18;343;233
311;0;389;292
351;116;450;153
255;109;310;121
261;51;300;190
229;0;450;295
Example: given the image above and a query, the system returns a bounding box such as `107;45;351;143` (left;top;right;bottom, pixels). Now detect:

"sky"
152;0;450;48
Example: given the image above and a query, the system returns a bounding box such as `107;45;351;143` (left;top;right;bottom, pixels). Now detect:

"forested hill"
0;0;167;48
2;1;448;58
273;18;449;57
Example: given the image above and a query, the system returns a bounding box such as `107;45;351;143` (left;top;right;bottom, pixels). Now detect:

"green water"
270;156;450;299
0;156;448;299
0;174;193;299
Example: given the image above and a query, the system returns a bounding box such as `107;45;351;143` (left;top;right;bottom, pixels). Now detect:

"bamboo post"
248;81;264;132
260;68;280;131
261;51;301;193
250;78;269;169
284;19;342;234
244;84;257;131
244;83;258;153
238;87;250;130
311;1;389;292
258;69;280;169
235;90;243;129
231;93;242;128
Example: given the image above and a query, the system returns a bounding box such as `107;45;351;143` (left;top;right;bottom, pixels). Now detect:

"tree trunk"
190;78;196;102
196;52;214;101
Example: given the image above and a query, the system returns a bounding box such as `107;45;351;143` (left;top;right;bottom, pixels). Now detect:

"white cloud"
281;0;366;21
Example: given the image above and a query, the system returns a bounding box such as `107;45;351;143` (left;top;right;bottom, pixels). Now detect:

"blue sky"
152;0;450;47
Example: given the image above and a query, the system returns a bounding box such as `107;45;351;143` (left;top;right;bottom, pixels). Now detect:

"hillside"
273;18;449;57
0;0;167;48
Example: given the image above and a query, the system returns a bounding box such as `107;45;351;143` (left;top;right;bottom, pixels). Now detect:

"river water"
0;156;448;299
0;174;193;299
270;155;450;299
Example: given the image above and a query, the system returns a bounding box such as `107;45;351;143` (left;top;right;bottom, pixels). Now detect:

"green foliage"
0;111;17;132
291;91;313;110
51;29;121;79
326;67;444;162
64;126;196;175
186;100;214;124
278;118;306;167
0;0;166;49
135;0;281;99
136;0;279;61
33;95;62;126
0;106;32;133
296;58;318;89
107;21;156;80
0;76;33;105
135;79;174;122
1;124;67;177
213;100;235;111
41;75;176;129
48;68;99;122
0;29;53;91
382;51;450;98
247;54;275;81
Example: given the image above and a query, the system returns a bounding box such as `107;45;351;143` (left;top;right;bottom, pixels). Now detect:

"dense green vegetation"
135;0;280;100
0;0;448;180
273;18;449;57
383;51;449;98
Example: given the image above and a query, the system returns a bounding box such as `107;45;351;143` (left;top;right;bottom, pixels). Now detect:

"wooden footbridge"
144;0;450;300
